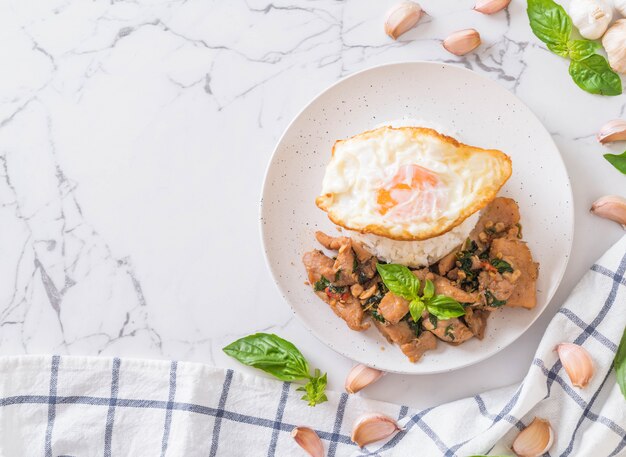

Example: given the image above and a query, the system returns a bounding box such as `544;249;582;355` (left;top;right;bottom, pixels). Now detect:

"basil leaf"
376;264;420;300
223;333;310;381
615;327;626;399
423;279;435;299
426;295;466;319
491;258;514;274
604;151;626;174
428;313;438;328
297;369;328;406
485;290;507;307
409;299;425;322
314;276;330;292
527;0;571;49
567;39;600;61
569;55;623;96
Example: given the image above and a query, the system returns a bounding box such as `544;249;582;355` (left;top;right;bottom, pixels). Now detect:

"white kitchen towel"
1;237;625;457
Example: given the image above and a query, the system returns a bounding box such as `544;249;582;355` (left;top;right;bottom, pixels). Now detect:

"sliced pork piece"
313;291;370;331
377;292;410;325
478;270;516;307
423;317;474;345
373;319;415;345
315;231;377;285
302;250;337;285
413;269;480;304
437;249;459;276
490;238;538;309
463;307;490;340
470;197;521;248
333;243;359;286
400;332;437;363
373;320;436;362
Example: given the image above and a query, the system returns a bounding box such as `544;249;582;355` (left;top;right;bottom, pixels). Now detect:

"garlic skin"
384;2;424;40
345;364;385;394
351;413;402;448
591;195;626;229
602;20;626;74
443;29;481;56
615;0;626;16
569;0;613;40
597;119;626;144
474;0;512;14
291;427;324;457
512;418;554;457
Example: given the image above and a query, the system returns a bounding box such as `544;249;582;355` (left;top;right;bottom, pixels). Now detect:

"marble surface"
0;0;625;409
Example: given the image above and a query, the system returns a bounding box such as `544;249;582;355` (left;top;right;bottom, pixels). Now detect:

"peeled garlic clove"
597;119;626;144
512;418;554;457
384;2;424;40
443;29;481;56
345;364;385;394
291;427;324;457
569;0;613;40
557;343;595;388
351;413;402;448
474;0;511;14
602;20;626;75
591;196;626;229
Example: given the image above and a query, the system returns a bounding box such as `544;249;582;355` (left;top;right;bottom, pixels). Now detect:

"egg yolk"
377;164;440;217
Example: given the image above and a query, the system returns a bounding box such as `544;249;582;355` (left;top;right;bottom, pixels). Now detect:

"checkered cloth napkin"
1;236;625;457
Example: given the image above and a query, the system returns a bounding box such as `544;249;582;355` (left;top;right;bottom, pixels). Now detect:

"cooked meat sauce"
302;197;539;362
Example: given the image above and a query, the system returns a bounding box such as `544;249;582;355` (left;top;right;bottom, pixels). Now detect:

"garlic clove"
591;195;626;229
557;343;595;388
597;119;626;144
443;29;481;56
351;413;402;448
474;0;511;14
512;417;554;457
291;427;325;457
615;0;626;16
345;364;385;394
602;20;626;74
569;0;613;40
384;2;424;40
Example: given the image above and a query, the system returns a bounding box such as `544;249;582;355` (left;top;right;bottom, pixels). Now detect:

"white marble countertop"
1;0;625;409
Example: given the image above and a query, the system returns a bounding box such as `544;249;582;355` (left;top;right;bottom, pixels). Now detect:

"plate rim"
259;60;575;375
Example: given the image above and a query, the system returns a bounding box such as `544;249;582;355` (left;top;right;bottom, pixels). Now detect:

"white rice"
347;118;476;268
349;212;479;268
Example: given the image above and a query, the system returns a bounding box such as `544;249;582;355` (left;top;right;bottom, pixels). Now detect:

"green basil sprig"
223;333;328;406
615;326;626;399
604;151;626;175
376;264;465;322
527;0;622;96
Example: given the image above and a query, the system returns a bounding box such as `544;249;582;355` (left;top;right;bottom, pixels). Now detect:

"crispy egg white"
315;126;512;241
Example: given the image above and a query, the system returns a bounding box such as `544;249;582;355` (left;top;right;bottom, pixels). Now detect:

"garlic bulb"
597;119;626;143
384;2;425;40
591;195;626;229
351;413;402;447
615;0;626;16
291;427;324;457
603;20;626;74
345;365;385;394
512;418;554;457
443;29;481;56
569;0;613;40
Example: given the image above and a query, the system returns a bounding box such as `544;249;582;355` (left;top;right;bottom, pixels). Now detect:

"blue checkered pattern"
0;237;625;456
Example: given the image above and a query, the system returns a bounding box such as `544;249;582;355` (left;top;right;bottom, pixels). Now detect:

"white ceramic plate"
260;62;573;374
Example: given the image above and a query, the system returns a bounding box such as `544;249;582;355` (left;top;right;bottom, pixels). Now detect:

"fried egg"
315;126;512;241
